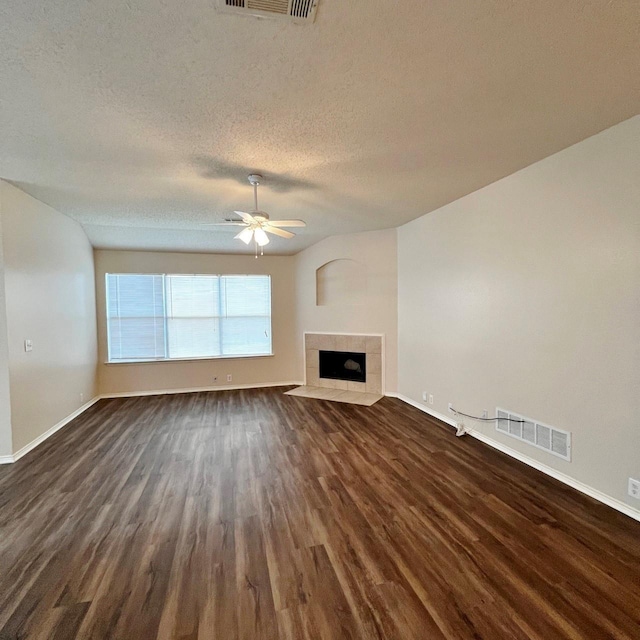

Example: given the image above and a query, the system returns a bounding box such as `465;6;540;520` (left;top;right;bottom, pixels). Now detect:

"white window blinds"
165;275;221;359
106;274;272;362
107;274;166;361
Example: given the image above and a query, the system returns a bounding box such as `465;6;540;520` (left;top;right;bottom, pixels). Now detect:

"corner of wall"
0;181;14;457
293;228;399;393
1;182;98;454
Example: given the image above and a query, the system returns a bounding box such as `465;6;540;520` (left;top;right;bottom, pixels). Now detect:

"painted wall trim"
392;393;640;523
304;331;386;336
100;380;304;399
3;382;303;463
11;396;102;463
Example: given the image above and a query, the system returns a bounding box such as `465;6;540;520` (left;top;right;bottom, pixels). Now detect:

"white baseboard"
11;396;102;463
100;380;304;399
468;431;640;523
3;382;303;463
393;394;640;524
12;386;638;523
389;392;459;429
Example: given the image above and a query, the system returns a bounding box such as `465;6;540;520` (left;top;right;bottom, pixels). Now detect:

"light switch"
24;339;33;352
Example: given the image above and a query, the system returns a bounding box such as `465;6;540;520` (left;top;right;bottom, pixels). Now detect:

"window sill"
105;353;274;365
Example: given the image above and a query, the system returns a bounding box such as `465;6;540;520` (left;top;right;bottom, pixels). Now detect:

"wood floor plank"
0;388;638;639
235;514;279;640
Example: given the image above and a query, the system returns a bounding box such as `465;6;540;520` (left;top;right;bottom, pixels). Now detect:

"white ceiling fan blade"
236;228;254;244
254;227;270;246
234;210;258;224
201;222;247;226
267;220;306;228
264;225;295;239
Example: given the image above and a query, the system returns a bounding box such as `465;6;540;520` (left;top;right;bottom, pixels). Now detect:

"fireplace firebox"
319;350;366;383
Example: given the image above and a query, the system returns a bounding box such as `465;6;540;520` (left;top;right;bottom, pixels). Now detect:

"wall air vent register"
496;408;571;461
219;0;318;23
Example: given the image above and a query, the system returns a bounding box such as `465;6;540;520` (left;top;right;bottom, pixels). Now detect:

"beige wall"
294;229;398;392
0;201;13;458
0;181;98;453
95;250;299;395
398;116;640;510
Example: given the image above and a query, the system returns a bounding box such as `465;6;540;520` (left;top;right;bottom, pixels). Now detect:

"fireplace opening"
319;350;366;383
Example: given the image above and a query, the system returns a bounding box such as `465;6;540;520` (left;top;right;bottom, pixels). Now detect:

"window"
106;274;272;362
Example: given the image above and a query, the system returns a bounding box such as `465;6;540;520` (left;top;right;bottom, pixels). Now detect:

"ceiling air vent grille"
247;0;288;14
220;0;318;22
496;407;571;461
290;0;315;18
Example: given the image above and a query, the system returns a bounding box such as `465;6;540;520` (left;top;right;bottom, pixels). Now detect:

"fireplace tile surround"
304;333;384;395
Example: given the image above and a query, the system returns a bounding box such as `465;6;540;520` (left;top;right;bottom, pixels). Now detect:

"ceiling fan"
205;174;306;255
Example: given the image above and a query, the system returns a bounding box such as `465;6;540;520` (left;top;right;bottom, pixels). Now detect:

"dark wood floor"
0;388;638;639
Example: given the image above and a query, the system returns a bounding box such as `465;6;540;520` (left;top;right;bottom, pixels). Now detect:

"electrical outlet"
448;403;453;413
226;374;232;382
428;394;434;405
628;478;640;500
482;410;488;419
422;391;428;402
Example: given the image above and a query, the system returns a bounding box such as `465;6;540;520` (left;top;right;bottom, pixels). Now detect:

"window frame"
105;272;274;364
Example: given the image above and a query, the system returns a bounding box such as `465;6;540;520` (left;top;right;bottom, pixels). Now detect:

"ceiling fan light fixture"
206;175;305;254
254;227;270;246
237;227;254;244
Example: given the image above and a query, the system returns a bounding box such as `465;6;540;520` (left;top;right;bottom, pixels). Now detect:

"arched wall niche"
315;258;367;307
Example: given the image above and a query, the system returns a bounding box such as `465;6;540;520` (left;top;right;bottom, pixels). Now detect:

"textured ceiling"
1;0;639;255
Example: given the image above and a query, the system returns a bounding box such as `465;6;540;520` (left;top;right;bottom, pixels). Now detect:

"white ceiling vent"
496;408;571;461
218;0;318;23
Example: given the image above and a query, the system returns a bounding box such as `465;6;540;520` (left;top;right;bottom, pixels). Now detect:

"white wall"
95;250;299;395
0;181;98;453
398;116;640;511
294;229;398;392
0;201;13;458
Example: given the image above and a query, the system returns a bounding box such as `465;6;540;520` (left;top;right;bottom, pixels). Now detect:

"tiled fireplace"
304;333;383;395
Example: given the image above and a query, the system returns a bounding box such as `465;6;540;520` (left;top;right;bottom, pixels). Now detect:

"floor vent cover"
220;0;318;22
496;407;571;461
